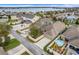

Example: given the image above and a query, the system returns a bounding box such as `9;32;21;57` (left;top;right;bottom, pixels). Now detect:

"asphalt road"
11;30;47;55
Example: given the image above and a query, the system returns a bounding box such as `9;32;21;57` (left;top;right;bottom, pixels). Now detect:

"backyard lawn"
4;38;20;51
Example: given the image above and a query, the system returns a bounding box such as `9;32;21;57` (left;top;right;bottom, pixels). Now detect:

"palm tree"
7;15;11;23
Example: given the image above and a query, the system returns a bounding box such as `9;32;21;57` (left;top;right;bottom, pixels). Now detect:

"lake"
0;8;64;13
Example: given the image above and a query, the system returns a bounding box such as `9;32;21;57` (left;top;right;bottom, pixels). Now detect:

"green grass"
4;38;20;51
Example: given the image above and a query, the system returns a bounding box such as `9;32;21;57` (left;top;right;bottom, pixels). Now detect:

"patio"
47;35;68;54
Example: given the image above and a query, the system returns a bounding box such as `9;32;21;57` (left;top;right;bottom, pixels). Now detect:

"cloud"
61;4;79;7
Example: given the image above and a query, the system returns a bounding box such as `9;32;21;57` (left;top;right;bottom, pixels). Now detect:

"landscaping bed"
29;26;43;39
21;51;30;55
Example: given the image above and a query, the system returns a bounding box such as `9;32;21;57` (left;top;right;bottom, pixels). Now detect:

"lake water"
0;8;64;13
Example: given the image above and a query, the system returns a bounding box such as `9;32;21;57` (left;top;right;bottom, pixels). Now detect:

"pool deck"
46;35;68;54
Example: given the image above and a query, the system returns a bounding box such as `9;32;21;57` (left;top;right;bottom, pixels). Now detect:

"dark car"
69;45;79;54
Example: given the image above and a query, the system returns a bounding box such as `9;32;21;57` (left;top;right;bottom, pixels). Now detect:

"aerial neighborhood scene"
0;4;79;55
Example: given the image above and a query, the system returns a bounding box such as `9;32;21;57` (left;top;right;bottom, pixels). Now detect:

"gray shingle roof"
69;39;79;48
63;26;79;41
17;13;34;19
22;14;34;19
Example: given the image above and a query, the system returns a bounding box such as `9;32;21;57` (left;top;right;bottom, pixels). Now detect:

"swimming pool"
66;15;77;21
54;38;64;47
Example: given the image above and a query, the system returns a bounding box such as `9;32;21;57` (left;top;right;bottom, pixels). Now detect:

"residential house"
44;21;66;40
63;26;79;41
21;13;40;23
0;15;8;23
63;26;79;55
67;38;79;55
34;18;53;31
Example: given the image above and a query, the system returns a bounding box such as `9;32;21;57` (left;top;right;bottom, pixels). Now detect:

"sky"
0;4;79;7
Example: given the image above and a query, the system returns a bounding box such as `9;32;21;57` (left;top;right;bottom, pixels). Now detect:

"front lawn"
4;38;20;51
